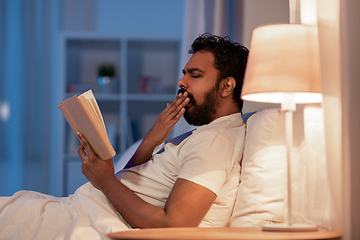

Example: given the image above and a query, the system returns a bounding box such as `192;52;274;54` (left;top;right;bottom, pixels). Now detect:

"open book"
58;89;116;160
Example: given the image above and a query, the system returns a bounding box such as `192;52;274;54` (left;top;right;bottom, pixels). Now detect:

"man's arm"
77;133;216;228
124;91;189;169
77;91;218;227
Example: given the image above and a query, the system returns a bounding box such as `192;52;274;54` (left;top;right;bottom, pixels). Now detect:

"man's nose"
178;75;187;88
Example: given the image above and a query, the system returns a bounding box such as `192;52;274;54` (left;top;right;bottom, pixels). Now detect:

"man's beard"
183;86;219;126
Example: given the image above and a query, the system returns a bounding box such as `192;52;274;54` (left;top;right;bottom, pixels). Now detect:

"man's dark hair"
189;33;249;112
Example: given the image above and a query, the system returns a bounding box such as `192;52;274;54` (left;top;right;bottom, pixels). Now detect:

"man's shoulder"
169;113;245;147
188;113;245;146
196;113;244;134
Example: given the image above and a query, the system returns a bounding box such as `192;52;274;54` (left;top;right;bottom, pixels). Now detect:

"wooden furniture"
107;227;341;240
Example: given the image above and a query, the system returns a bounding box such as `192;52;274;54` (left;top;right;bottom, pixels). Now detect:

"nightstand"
108;227;341;240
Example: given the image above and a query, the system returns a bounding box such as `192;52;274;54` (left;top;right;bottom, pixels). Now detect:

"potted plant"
98;64;115;77
98;63;118;93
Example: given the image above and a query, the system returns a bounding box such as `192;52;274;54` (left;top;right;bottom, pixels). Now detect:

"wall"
62;0;184;36
0;0;24;195
241;0;290;47
240;0;289;113
96;0;183;36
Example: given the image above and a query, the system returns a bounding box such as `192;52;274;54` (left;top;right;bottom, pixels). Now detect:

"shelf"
57;33;181;196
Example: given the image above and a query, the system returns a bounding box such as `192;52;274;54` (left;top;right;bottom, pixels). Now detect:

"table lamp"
241;24;322;231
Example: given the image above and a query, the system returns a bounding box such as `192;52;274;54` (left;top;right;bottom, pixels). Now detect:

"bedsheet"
0;182;129;240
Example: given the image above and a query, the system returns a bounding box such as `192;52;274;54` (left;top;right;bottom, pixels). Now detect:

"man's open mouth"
178;88;195;104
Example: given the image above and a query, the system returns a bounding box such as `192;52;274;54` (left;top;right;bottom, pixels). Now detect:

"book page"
78;90;106;132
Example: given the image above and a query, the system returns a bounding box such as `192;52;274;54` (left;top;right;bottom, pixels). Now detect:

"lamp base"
262;223;318;232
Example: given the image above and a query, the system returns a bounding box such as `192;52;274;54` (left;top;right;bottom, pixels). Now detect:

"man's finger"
77;132;97;159
78;144;87;161
165;94;189;119
167;92;188;110
172;107;186;122
170;97;189;117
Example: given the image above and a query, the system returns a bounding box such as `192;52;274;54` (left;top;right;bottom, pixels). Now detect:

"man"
78;33;249;228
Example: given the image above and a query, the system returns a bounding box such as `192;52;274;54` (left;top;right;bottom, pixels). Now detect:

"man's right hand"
145;91;190;147
124;91;189;168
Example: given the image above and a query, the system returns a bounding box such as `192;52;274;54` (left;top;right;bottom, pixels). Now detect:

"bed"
0;106;328;239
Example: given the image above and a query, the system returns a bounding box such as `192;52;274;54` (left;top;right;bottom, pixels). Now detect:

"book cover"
58;89;116;160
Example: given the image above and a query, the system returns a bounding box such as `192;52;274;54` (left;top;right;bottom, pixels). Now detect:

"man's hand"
145;91;190;146
77;132;116;190
125;91;189;168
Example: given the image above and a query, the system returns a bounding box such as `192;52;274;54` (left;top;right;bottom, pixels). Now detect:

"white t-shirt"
116;113;245;227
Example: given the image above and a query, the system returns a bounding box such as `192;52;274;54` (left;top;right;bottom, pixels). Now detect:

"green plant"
98;64;115;77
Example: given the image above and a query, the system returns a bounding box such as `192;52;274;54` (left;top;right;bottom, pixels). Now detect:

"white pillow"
229;108;287;227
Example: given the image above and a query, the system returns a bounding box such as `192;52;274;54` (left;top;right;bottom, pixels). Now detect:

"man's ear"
219;77;236;98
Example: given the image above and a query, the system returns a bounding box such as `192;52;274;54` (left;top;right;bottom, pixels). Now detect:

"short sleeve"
177;131;236;195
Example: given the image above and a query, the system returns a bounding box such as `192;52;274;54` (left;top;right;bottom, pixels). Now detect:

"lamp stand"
263;97;318;232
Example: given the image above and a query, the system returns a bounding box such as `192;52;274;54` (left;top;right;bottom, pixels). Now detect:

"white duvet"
0;182;129;240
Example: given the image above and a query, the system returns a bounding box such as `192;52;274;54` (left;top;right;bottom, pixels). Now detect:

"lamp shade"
241;24;322;104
